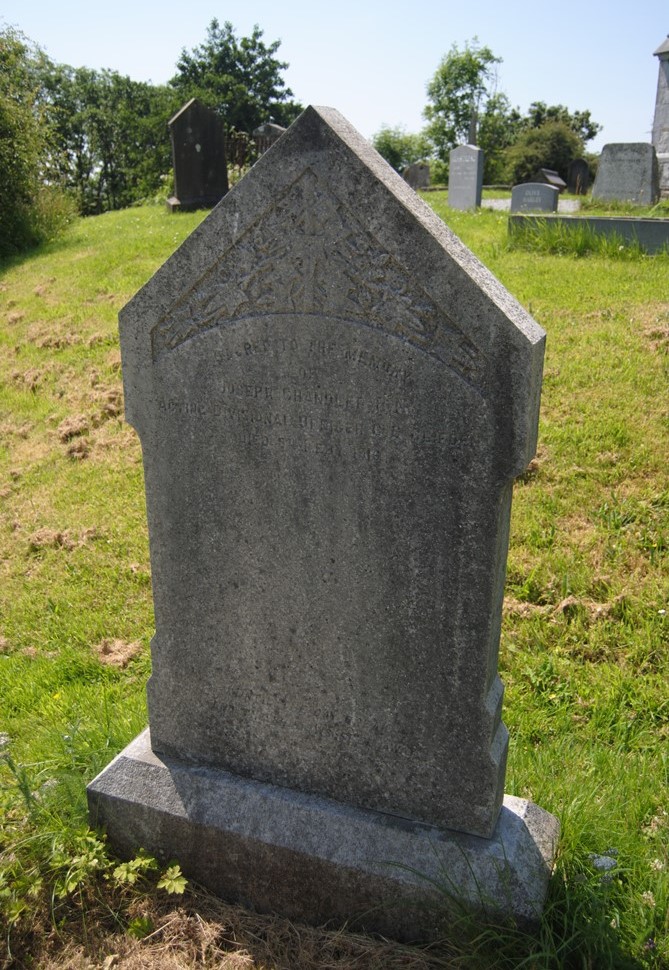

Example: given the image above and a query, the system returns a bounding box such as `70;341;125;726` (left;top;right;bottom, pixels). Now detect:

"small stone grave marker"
568;158;590;195
535;168;566;192
511;182;559;212
253;121;287;155
448;144;484;209
592;143;660;204
88;106;559;940
403;161;430;190
166;98;228;212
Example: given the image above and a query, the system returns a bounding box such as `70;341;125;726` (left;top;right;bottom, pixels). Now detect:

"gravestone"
166;98;229;212
511;182;559;213
652;35;669;197
403;160;430;190
534;168;566;192
568;158;590;195
88;106;559;940
592;143;660;205
448;144;484;209
253;121;287;155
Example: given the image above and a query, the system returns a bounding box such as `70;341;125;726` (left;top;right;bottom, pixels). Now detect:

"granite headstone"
88;105;559;940
403;161;430;190
166;98;228;212
592;143;660;205
652;35;669;197
511;182;559;213
253;121;287;155
448;144;484;210
568;158;590;195
534;168;567;192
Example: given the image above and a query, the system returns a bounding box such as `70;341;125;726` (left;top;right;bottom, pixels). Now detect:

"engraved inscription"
151;168;483;385
155;331;457;463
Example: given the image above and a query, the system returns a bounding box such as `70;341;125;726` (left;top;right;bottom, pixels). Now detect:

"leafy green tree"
171;19;302;133
520;101;601;144
504;121;583;184
477;92;522;183
38;63;178;214
372;125;431;173
424;38;502;161
0;28;51;254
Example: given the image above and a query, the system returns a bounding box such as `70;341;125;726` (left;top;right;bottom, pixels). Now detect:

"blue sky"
2;0;667;153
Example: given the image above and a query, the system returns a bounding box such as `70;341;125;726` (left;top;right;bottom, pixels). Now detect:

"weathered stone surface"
88;730;560;941
568;158;590;195
118;105;543;839
90;105;556;935
448;145;484;210
592;143;660;205
534;168;566;192
652;35;669;197
511;183;559;213
403;161;430;190
167;98;228;212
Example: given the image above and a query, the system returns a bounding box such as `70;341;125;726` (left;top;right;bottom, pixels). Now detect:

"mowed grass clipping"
0;198;668;968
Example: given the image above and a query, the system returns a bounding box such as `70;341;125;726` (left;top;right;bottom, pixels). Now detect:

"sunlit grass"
1;201;667;967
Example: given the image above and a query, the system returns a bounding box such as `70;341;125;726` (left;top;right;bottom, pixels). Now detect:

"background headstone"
253;121;287;156
534;168;567;192
167;98;229;213
448;144;484;210
88;105;559;940
652;35;669;197
403;161;430;190
568;158;590;195
511;182;559;213
592;143;660;205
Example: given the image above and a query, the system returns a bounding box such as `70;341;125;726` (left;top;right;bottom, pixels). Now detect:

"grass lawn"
0;196;667;968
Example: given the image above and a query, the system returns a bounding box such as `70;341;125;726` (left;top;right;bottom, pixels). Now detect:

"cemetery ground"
0;197;667;969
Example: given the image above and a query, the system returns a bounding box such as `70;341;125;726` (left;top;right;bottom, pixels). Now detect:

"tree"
38;62;178;214
0;28;73;255
520;102;601;144
171;19;302;133
424;39;501;161
372;125;431;173
504;121;583;185
477;92;522;183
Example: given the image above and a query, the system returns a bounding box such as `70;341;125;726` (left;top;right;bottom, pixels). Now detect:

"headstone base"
88;730;559;942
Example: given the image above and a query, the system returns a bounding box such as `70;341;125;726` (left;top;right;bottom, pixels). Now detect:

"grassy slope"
0;200;667;968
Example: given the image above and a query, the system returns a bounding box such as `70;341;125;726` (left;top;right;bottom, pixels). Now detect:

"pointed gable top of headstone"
654;34;669;57
122;105;544;480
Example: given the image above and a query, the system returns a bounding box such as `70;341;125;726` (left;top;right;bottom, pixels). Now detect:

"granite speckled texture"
89;105;556;935
89;730;559;940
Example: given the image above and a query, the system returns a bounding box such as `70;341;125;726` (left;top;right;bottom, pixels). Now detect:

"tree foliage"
372;125;431;173
421;40;601;186
520;101;601;144
39;63;177;214
171;19;302;133
504;121;584;184
423;39;501;161
0;29;50;254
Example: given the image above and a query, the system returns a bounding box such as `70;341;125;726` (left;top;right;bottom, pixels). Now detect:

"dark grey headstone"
535;168;567;192
592;143;660;205
403;161;430;190
167;98;228;212
511;182;559;213
448;145;484;209
89;105;558;937
568;159;590;195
